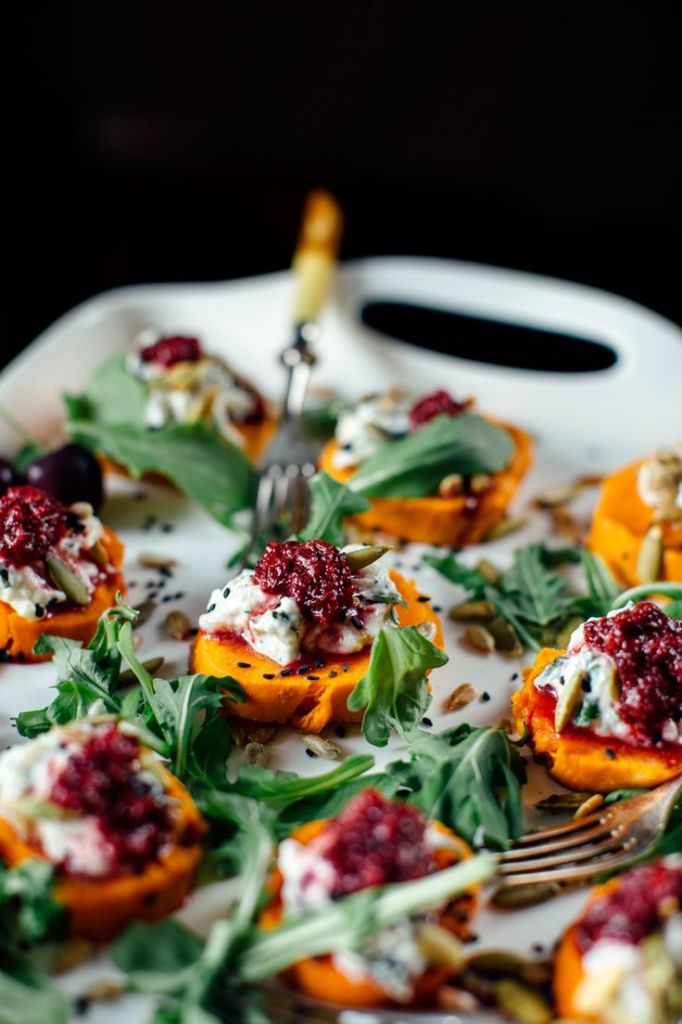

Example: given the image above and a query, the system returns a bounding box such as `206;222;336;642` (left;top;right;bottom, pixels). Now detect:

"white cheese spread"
332;392;412;469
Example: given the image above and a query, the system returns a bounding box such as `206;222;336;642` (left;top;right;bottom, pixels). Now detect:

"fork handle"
291;189;343;325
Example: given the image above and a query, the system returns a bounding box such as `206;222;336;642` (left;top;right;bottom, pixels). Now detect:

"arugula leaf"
111;919;204;996
348;413;514;498
347;626;448;746
0;860;65;945
499;544;575;627
297;473;370;547
65;357;255;527
229;754;375;803
387;725;526;849
277;772;400;835
302;401;344;441
0;947;68;1024
580;549;621;611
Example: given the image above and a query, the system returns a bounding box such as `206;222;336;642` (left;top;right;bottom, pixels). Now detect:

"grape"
25;444;104;510
0;457;22;496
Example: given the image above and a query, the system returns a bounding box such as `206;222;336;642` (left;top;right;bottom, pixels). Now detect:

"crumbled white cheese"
333;393;412;469
537;648;631;739
0;727;86;807
199;552;400;666
277;838;337;910
38;817;115;878
637;445;682;511
0;566;65;621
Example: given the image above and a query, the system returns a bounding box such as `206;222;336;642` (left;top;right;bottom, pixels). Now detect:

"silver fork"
497;774;682;887
245;190;343;558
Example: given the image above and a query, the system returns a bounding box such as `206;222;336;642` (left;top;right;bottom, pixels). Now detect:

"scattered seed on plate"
535;483;580;508
636;524;664;583
415;922;466;970
448;599;496;622
494;977;552;1024
76;981;123;1006
534;792;593;813
298;733;341;760
496;717;515;735
492;883;561;910
487;616;523;656
138;552;178;569
464;624;495;654
446;683;477;711
484;516;529;541
549;505;583;544
245;741;267;766
574;793;604;819
475;558;500;585
165;609;193;640
436;986;479;1014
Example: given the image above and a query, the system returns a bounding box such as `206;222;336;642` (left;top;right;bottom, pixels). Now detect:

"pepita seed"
554;663;585;732
46;555;90;605
446;683;478;711
494;978;552;1024
535;483;579;508
298;733;341;760
90;540;109;566
132;598;156;628
534;792;593;813
138;552;178;569
476;557;500;585
574;473;605;488
344;545;391;571
245;741;267;766
448;599;496;621
415;922;466;970
497;717;515;735
485;516;529;541
52;937;93;973
574;793;604;819
637;525;664;584
488;615;523;656
464;623;495;654
470;472;492;494
467;950;550;984
439;473;464;498
165;609;192;640
550;506;583;544
492;882;561;909
70;501;94;519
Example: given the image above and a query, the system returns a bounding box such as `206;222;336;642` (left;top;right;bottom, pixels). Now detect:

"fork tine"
501;819;617;860
513;807;610;845
499;834;628;874
497;841;649;887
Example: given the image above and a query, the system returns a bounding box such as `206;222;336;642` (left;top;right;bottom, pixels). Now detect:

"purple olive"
25;443;104;511
0;457;22;496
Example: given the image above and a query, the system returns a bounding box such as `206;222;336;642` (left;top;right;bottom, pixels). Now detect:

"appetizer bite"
125;327;274;460
260;788;476;1008
589;446;682;586
191;539;442;733
512;601;682;791
319;388;532;545
0;485;125;662
0;721;204;941
554;857;682;1023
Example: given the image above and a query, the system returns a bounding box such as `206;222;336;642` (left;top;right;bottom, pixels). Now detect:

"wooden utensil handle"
291;189;344;324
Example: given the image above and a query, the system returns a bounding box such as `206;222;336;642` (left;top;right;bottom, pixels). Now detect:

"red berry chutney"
50;726;173;874
254;540;358;625
577;602;682;743
140;334;203;368
578;858;682;950
308;789;436;898
0;486;69;568
409;389;467;429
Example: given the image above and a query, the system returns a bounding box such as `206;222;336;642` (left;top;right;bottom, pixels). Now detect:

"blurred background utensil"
245;190;343;561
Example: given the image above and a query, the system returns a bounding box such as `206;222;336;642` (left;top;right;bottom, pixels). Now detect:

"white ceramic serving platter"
1;257;681;1023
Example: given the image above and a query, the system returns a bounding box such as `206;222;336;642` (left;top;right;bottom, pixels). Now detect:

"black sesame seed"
207;603;216;613
133;490;147;501
417;595;430;603
432;605;443;613
297;664;311;674
162;595;173;603
237;662;252;669
159;566;173;579
306;675;320;681
315;659;325;668
341;663;350;672
34;604;46;618
263;673;275;680
128;579;138;587
222;586;231;598
0;568;8;582
532;942;545;954
74;995;90;1016
605;748;616;760
328;670;338;678
335;725;346;738
510;672;520;681
481;691;491;702
351;616;364;630
189;627;199;637
421;717;433;727
148;591;159;600
174;592;185;600
146;580;157;589
305;748;317;758
280;668;292;677
161;523;174;533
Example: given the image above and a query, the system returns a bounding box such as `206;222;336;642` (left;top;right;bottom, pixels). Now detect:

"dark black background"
2;2;680;367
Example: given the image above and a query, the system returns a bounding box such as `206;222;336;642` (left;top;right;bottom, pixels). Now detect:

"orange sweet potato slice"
318;421;532;546
588;459;682;587
0;526;126;664
512;647;682;792
0;769;205;942
190;571;443;734
259;818;476;1009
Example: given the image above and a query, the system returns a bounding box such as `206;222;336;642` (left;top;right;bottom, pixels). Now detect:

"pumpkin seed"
485;516;529;541
298;733;341;760
46;555;89;605
415;922;466;970
446;683;478;711
497;717;515;735
492;882;561;909
132;598;156;628
138;552;178;569
476;557;500;585
464;623;495;654
467;951;551;985
554;662;586;732
550;506;583;543
245;741;267;766
574;472;604;488
534;792;593;813
438;473;464;497
636;525;664;583
488;615;523;656
70;501;94;519
165;609;192;640
470;472;492;494
435;986;480;1013
535;483;579;508
448;599;496;621
344;545;391;571
494;978;552;1024
574;793;604;819
90;540;110;566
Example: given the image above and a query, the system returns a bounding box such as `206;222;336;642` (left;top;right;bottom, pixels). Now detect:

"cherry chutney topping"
578;859;682;951
578;602;682;742
50;726;173;874
0;486;70;568
140;334;203;368
409;389;467;429
308;789;436;899
254;540;358;625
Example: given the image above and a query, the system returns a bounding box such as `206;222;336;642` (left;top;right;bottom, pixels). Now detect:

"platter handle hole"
360;301;617;373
